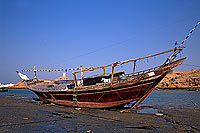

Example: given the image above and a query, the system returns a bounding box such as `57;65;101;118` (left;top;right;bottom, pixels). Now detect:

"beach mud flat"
0;96;199;132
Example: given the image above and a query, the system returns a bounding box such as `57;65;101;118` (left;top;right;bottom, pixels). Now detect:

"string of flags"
21;67;93;72
179;21;200;47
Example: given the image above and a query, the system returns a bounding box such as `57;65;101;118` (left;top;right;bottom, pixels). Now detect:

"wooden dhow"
17;21;199;110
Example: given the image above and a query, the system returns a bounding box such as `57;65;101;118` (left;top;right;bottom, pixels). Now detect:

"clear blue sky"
0;0;200;84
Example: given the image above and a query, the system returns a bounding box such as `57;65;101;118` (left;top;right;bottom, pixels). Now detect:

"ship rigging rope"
67;20;200;70
21;21;200;73
179;21;200;47
73;47;185;74
162;21;200;65
73;20;200;74
182;64;200;68
37;18;198;68
22;67;93;72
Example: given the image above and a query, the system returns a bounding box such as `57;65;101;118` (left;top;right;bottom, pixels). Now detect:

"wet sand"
0;96;199;132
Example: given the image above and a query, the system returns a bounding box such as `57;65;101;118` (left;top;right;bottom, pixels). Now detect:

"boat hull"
30;71;166;108
26;58;186;108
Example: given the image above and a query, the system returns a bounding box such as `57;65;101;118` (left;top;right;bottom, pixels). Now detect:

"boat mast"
33;66;37;79
162;21;200;66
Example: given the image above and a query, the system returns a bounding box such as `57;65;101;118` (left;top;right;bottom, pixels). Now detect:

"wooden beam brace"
111;66;115;83
73;47;185;75
102;67;106;75
133;61;136;76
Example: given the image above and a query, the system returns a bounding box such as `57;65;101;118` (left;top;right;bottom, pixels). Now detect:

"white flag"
16;71;29;81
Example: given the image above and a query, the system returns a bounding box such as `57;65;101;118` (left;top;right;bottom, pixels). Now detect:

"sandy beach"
0;95;199;132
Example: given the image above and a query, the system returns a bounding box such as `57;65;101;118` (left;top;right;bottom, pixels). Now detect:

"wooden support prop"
72;72;78;87
121;85;157;112
43;93;48;98
131;86;155;110
121;73;166;112
72;72;78;104
50;94;56;101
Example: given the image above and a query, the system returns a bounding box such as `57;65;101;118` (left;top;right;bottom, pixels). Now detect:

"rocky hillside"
7;81;28;89
157;69;200;89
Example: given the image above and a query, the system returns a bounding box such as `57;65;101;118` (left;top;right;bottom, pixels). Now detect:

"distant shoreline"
155;87;200;91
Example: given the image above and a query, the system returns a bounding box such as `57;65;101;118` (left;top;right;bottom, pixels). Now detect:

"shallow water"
0;89;199;108
141;90;200;108
138;108;158;114
0;89;38;98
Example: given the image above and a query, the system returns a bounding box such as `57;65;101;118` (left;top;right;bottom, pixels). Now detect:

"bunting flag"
179;21;200;47
162;21;200;66
21;67;93;72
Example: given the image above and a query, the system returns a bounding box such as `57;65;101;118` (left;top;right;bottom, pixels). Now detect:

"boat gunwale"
25;57;186;93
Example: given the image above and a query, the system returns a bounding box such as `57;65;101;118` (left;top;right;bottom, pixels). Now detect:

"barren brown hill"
7;81;28;89
157;69;200;89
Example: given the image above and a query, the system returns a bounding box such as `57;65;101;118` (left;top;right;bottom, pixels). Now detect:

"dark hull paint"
27;58;186;108
32;74;164;108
